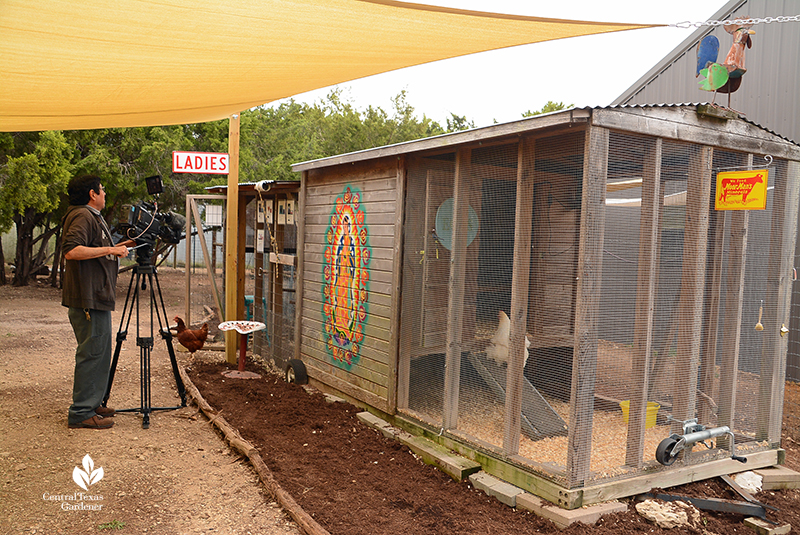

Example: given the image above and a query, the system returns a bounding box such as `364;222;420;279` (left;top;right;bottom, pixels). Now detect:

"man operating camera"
61;174;134;430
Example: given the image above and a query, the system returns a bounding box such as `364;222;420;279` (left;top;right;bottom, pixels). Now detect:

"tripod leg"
103;331;127;407
139;338;153;429
152;270;187;406
111;264;189;427
163;333;187;406
103;270;138;406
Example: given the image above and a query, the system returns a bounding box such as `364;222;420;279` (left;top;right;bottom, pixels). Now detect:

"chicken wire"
252;196;297;369
397;128;790;488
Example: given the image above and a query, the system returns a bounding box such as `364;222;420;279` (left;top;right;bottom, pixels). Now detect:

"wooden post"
185;194;192;326
236;192;247;346
567;126;608;488
758;160;800;444
716;154;751;448
224;114;241;365
671;145;713;457
626;137;662;468
443;149;470;430
699;199;725;425
503;137;535;455
387;156;406;414
293;173;308;363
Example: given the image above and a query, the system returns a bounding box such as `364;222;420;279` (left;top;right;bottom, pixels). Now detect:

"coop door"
420;170;452;349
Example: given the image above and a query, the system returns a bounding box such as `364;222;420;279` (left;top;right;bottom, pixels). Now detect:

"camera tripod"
103;255;187;429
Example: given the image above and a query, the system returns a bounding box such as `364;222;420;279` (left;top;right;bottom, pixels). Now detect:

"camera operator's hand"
110;244;130;258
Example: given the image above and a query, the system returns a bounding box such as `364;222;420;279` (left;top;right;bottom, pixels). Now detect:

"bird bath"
218;320;266;379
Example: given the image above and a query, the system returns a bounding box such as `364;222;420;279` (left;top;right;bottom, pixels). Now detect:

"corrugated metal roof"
613;0;800;144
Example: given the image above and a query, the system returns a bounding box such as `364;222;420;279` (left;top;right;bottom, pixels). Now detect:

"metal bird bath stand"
103;254;187;429
218;320;266;379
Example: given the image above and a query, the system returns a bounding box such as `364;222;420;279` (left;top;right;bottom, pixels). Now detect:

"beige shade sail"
0;0;657;132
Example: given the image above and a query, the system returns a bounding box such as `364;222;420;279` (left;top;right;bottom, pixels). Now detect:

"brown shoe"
69;416;114;429
95;405;115;417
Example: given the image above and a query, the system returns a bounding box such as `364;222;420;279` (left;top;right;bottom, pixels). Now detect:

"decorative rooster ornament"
696;18;755;108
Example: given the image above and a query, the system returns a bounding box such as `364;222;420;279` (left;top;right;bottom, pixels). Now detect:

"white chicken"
485;310;530;367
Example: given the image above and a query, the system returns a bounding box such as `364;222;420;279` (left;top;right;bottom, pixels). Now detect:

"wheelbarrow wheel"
285;359;308;385
655;437;679;466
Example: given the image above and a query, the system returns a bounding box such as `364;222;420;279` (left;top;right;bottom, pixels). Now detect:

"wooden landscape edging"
178;366;332;535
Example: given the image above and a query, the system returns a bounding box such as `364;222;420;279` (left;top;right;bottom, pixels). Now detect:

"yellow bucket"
619;400;660;429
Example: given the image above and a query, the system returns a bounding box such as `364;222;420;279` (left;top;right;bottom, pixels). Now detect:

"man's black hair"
67;174;102;206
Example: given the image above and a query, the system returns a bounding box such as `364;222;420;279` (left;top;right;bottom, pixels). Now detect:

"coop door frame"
420;169;452;350
184;194;226;327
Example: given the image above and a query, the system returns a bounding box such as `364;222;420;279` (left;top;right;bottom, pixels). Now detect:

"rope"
256;192;280;254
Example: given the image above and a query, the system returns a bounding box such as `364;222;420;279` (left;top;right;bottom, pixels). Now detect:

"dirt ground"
0;267;300;535
190;358;800;535
3;267;800;535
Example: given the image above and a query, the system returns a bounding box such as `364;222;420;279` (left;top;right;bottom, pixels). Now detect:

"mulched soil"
190;360;800;535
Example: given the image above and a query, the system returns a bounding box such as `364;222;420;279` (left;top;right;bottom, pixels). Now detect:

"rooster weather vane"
696;17;755;110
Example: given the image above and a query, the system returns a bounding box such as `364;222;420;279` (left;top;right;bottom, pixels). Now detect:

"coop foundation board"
392;411;781;509
290;105;800;509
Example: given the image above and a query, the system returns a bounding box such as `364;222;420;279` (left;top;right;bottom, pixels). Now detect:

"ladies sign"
172;151;229;174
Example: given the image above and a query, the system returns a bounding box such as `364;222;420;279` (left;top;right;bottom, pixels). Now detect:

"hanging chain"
670;15;800;29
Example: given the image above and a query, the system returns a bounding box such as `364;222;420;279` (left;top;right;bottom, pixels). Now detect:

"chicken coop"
290;104;800;508
189;181;300;370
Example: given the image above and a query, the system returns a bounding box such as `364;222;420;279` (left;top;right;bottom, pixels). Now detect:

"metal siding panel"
616;0;800;144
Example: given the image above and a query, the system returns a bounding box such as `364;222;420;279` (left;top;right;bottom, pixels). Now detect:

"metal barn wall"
614;0;800;145
613;0;800;379
298;158;401;412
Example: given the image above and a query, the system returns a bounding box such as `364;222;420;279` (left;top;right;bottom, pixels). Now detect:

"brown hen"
173;316;209;356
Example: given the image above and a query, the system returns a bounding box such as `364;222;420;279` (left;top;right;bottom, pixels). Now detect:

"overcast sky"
268;0;728;127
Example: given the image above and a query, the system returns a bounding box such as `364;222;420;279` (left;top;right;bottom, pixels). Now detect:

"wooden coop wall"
298;159;402;412
397;128;586;489
391;113;799;497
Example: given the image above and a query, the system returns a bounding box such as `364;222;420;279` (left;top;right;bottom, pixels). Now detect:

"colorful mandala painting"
322;186;370;369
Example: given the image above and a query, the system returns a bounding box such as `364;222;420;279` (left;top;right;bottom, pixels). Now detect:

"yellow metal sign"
715;169;769;210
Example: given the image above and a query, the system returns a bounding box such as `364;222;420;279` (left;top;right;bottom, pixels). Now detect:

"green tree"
446;113;475;132
1;130;72;286
242;89;451;183
0;89;473;286
0;131;16;284
522;100;574;117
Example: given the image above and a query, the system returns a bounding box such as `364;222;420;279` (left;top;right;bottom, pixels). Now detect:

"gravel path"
0;275;301;535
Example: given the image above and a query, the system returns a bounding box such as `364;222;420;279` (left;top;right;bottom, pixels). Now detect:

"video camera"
126;202;185;246
115;175;186;264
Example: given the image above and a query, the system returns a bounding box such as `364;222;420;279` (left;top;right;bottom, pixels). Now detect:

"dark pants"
67;308;112;425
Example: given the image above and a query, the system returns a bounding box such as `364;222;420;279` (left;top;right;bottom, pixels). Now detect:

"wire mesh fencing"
397;127;794;488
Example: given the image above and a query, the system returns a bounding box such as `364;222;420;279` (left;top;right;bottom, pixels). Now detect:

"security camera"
255;180;271;193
